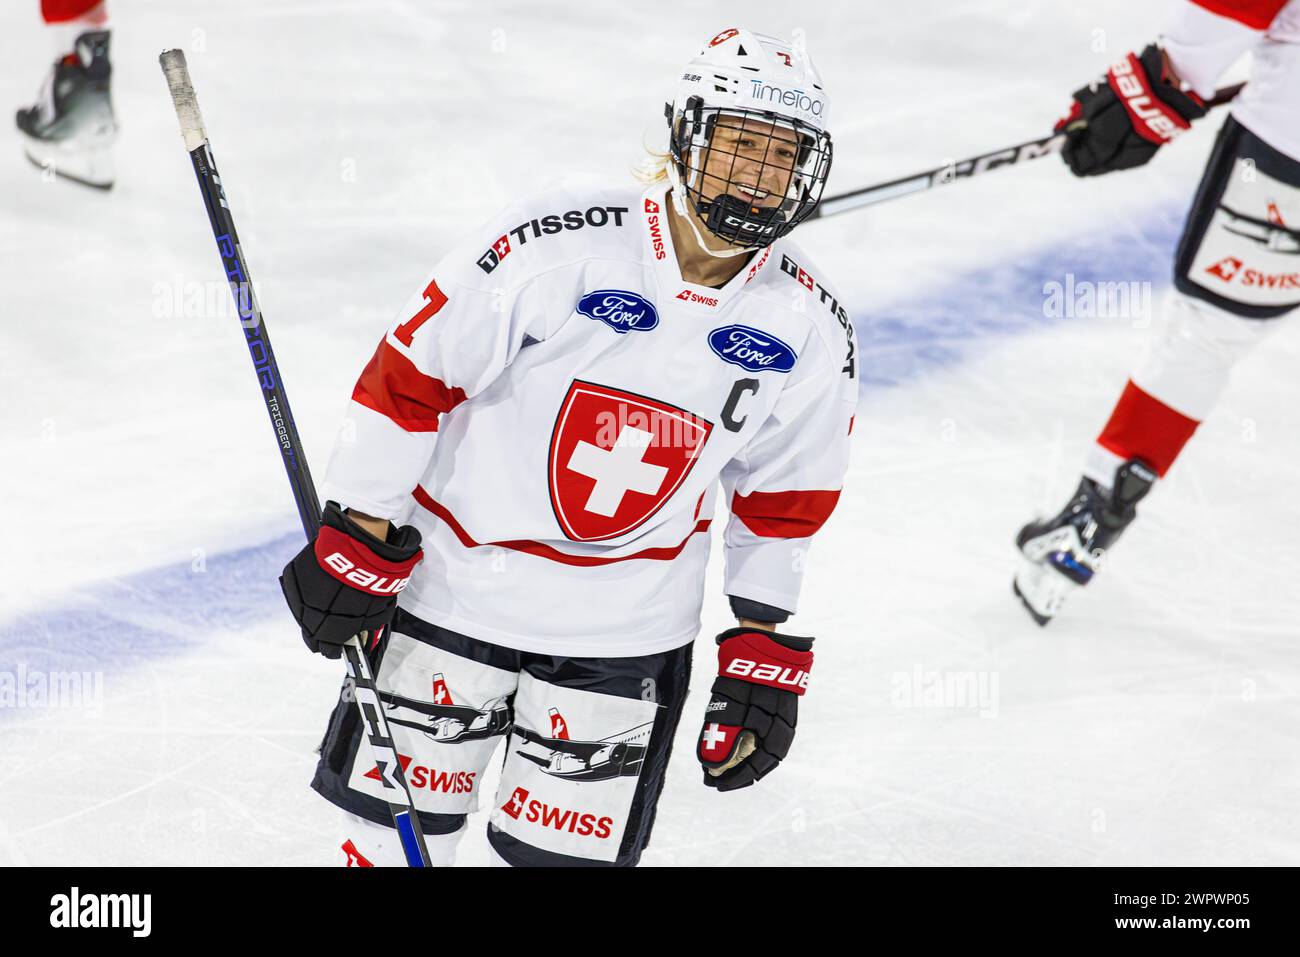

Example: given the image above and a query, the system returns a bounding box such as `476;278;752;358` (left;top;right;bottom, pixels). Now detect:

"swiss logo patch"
431;672;452;705
1205;256;1244;282
698;722;741;762
548;380;711;542
501;786;529;820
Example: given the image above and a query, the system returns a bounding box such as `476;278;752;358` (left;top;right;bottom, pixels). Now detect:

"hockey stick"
808;81;1246;220
159;49;431;868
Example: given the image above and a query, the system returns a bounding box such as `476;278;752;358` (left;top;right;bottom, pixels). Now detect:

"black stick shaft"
187;143;323;539
810;81;1246;220
159;48;431;867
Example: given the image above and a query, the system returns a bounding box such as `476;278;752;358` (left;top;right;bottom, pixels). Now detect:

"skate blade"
1012;579;1051;627
1012;556;1078;626
21;134;115;190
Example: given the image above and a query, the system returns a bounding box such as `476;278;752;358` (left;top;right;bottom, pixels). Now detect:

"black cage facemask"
667;97;833;250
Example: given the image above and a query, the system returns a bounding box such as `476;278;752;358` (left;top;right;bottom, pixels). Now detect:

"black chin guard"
703;193;788;245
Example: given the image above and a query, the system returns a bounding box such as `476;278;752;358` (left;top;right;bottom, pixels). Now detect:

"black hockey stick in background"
808;81;1245;220
159;49;431;868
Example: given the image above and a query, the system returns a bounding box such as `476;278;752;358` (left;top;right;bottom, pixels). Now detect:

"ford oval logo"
576;289;659;334
707;324;797;373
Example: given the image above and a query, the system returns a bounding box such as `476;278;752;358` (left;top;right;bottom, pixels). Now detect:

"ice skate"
1013;459;1156;625
16;29;116;189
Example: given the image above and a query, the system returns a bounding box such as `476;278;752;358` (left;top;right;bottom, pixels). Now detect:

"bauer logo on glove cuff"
321;552;411;595
313;526;420;596
716;629;814;693
1108;54;1190;145
723;657;810;690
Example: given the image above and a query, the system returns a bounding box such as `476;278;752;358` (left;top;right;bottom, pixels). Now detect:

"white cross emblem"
507;790;525;814
566;425;669;517
432;675;448;704
701;723;728;752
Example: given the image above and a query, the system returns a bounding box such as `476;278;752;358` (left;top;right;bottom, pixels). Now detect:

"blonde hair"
633;149;670;184
634;122;674;183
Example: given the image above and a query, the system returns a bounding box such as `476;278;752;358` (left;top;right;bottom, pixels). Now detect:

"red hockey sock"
42;0;105;24
1096;380;1201;477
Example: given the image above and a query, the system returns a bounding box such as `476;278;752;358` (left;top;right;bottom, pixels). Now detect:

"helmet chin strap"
666;169;755;260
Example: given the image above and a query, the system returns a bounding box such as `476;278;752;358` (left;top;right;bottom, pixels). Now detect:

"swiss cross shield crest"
548;380;712;542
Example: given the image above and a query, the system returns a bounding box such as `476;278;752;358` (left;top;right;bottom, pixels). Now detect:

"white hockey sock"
46;2;110;59
338;810;465;867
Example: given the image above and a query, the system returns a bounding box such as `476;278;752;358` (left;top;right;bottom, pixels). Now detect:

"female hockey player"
279;27;856;866
1014;0;1299;624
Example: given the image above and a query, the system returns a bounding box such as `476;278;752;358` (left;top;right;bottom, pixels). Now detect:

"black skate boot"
16;29;116;189
1013;459;1157;625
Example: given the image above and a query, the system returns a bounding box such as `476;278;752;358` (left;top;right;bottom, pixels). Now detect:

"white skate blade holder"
21;125;115;190
1013;555;1079;626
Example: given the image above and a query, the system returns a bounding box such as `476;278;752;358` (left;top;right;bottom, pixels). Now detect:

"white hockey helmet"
666;27;833;251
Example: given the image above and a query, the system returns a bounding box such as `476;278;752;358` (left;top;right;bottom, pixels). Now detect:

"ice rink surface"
2;0;1298;866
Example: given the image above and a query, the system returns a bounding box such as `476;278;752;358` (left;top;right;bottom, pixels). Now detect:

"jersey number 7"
394;279;448;347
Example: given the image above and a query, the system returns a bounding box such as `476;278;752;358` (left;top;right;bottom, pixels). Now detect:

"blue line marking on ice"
855;204;1185;390
0;533;302;675
0;202;1187;683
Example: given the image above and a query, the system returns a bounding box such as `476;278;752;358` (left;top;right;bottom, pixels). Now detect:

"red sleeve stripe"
1189;0;1288;30
730;488;841;539
351;340;467;433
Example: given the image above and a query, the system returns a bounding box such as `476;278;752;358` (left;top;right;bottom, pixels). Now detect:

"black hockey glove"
697;627;813;792
279;501;423;659
1057;44;1207;177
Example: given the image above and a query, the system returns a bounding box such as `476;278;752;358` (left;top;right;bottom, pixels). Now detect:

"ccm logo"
724;658;810;690
322;552;410;595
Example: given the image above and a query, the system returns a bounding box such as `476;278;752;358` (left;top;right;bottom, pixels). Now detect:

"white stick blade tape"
159;49;208;151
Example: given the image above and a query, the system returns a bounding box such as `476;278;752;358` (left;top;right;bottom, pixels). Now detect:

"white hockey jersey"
1162;0;1300;160
322;179;858;657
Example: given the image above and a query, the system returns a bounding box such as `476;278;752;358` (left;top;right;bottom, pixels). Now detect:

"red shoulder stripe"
351;340;467;433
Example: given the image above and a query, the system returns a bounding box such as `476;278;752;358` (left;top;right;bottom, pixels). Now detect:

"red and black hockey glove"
279;501;423;659
697;626;813;792
1056;44;1207;178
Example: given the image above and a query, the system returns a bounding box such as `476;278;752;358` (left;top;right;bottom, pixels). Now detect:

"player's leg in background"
1015;116;1300;624
337;811;458;867
486;642;693;867
38;0;109;54
311;610;522;866
16;0;116;188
